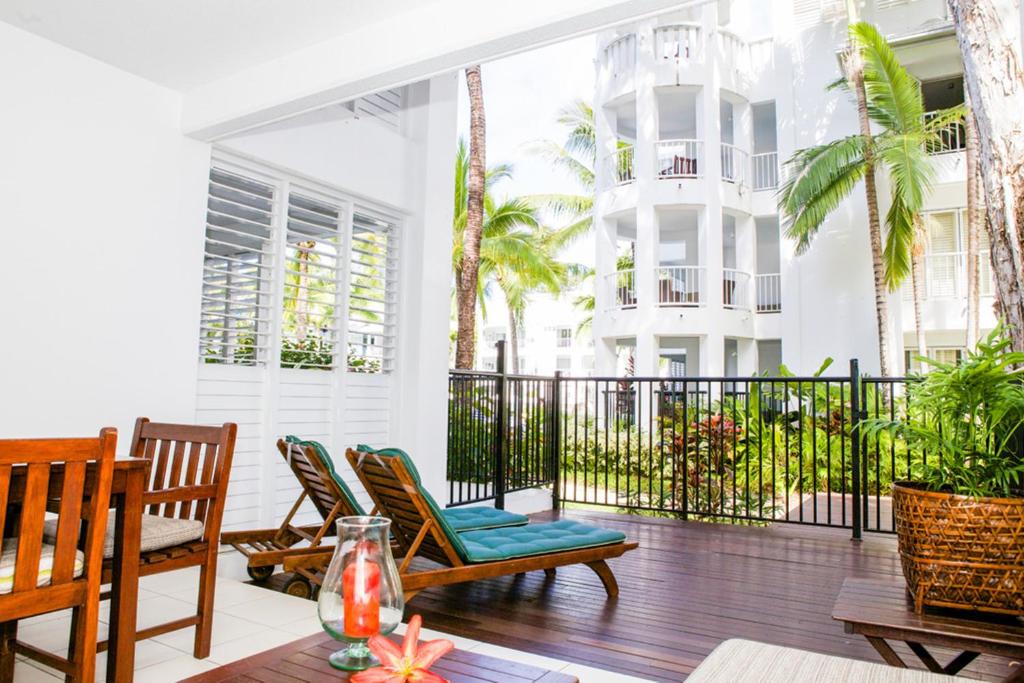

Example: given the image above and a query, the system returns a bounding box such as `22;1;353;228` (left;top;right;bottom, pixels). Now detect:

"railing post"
849;358;862;541
493;341;508;510
550;371;562;511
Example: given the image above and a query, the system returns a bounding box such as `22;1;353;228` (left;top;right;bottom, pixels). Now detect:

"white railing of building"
657;139;702;178
604;34;637;79
722;269;752;309
656;266;705;306
720;143;748;184
924;110;966;154
654;24;703;62
751;151;779;190
717;29;750;73
606;269;637;309
608;144;636;185
755;273;782;312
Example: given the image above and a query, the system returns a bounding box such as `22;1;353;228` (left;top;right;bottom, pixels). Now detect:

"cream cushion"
0;539;84;594
687;639;974;683
43;511;205;559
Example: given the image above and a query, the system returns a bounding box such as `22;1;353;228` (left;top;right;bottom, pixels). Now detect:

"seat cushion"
43;511;204;559
0;540;84;594
458;520;626;563
687;639;973;683
443;507;529;532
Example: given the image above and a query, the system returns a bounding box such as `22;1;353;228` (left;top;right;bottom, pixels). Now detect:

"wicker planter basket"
892;482;1024;616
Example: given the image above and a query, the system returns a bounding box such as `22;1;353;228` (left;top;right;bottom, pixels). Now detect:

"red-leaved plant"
350;615;454;683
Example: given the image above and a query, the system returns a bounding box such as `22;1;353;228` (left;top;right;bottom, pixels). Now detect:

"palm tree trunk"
947;0;1024;351
455;65;487;369
964;92;984;348
846;0;894;377
507;305;520;373
910;216;928;369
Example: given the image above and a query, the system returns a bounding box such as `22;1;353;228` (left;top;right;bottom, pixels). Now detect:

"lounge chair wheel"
284;576;313;599
247;565;275;582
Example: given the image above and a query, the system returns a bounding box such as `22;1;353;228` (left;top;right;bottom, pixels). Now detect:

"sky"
456;35;598;270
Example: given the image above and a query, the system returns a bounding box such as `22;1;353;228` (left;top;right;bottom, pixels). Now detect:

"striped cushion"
0;540;83;594
43;512;204;559
687;640;973;682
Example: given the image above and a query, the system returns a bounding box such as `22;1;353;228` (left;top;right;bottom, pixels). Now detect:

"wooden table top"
833;577;1024;653
180;631;578;683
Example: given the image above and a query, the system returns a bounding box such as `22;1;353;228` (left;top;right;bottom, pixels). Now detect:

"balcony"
925;110;966;154
656;139;702;178
605;269;636;309
752;151;779;190
657;265;704;306
603;33;636;80
717;29;751;75
723;268;751;309
653;23;703;62
756;272;782;312
720;143;748;184
606;144;636;186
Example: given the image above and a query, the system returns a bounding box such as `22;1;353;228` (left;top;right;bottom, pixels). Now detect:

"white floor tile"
13;660;60;682
138;567;201;594
206;628;305;665
165;578;268;608
151;612;269;653
276;617;324;638
470;643;573;672
133;595;197;631
560;663;657;682
130;656;219;683
216;593;317;627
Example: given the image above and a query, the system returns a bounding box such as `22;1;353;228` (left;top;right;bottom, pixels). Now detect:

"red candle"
343;558;381;638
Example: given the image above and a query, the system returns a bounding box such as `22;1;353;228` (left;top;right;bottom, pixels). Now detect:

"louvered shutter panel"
280;190;344;369
348;212;398;373
200;168;276;365
926;212;958;297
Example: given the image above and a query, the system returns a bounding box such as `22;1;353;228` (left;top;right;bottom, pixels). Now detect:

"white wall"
0;23;210;444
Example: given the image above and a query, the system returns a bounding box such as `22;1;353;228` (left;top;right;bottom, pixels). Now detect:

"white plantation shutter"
925;211;958;297
200;167;276;365
280;191;345;369
348;212;398;373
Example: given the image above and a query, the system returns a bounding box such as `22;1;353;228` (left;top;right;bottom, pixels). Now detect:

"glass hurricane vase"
317;516;404;670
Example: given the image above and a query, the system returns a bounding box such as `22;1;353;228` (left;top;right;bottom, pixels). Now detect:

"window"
348;212;398;373
906;347;963;373
200;167;276;365
556;356;572;371
556;327;572;348
197;156;400;374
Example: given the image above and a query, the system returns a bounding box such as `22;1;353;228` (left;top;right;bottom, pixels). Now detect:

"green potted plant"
865;326;1024;615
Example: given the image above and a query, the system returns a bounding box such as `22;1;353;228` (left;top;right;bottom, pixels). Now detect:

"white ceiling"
0;0;425;90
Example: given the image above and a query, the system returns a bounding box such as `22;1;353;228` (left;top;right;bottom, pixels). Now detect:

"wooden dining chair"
0;429;117;683
106;418;237;659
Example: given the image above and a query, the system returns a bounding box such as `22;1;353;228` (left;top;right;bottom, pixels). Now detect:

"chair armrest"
142;484;218;506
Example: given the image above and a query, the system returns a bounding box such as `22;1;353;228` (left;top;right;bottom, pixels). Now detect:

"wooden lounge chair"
285;446;638;601
223;438;528;596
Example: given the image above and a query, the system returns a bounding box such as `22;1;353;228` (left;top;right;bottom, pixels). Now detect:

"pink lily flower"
350;615;455;683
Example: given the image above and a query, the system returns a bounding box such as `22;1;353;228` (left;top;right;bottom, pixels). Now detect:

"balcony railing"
654;23;703;62
722;269;751;309
606;269;637;309
604;34;636;79
717;29;750;74
756;273;782;312
924;110;966;154
657;139;702;178
752;151;779;190
720;143;748;184
608;144;636;185
657;266;705;306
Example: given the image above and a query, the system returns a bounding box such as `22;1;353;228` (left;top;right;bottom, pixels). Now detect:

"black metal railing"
447;343;923;538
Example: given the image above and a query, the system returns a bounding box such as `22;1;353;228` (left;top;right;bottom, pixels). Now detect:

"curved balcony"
657;266;704;306
752;152;779;191
722;269;751;310
654;23;703;62
720;143;748;184
657;139;702;179
607;145;636;186
605;269;637;309
603;34;637;80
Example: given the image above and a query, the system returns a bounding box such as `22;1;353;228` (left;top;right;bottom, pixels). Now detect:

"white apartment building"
592;0;996;380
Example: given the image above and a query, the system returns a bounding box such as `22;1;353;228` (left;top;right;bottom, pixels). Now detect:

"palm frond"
852;22;925;131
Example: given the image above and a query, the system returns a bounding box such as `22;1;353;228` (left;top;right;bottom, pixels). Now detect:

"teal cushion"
457;520;626;563
443;507;529;532
284;436;366;516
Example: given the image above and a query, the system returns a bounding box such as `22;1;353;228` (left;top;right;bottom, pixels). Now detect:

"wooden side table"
833;577;1024;682
180;630;579;683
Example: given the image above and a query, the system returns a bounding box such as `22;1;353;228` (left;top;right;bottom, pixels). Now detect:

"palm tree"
455;65;487;369
451;140;565;370
964;93;985;348
779;21;962;373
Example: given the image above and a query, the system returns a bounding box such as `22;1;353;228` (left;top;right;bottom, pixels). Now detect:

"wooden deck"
263;509;1021;682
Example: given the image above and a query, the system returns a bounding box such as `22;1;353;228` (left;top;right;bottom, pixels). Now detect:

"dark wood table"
180;631;579;683
8;458;147;683
833;577;1024;682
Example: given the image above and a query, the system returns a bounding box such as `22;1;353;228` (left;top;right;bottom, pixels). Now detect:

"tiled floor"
13;563;652;682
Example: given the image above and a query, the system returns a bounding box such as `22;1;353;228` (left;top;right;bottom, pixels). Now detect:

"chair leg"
543;568;557;579
0;621;17;682
68;599;100;683
584;560;619;598
194;554;218;659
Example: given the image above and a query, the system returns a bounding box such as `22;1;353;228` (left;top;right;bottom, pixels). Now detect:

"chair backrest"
0;429;117;620
129;418;237;541
346;447;467;567
277;438;365;520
